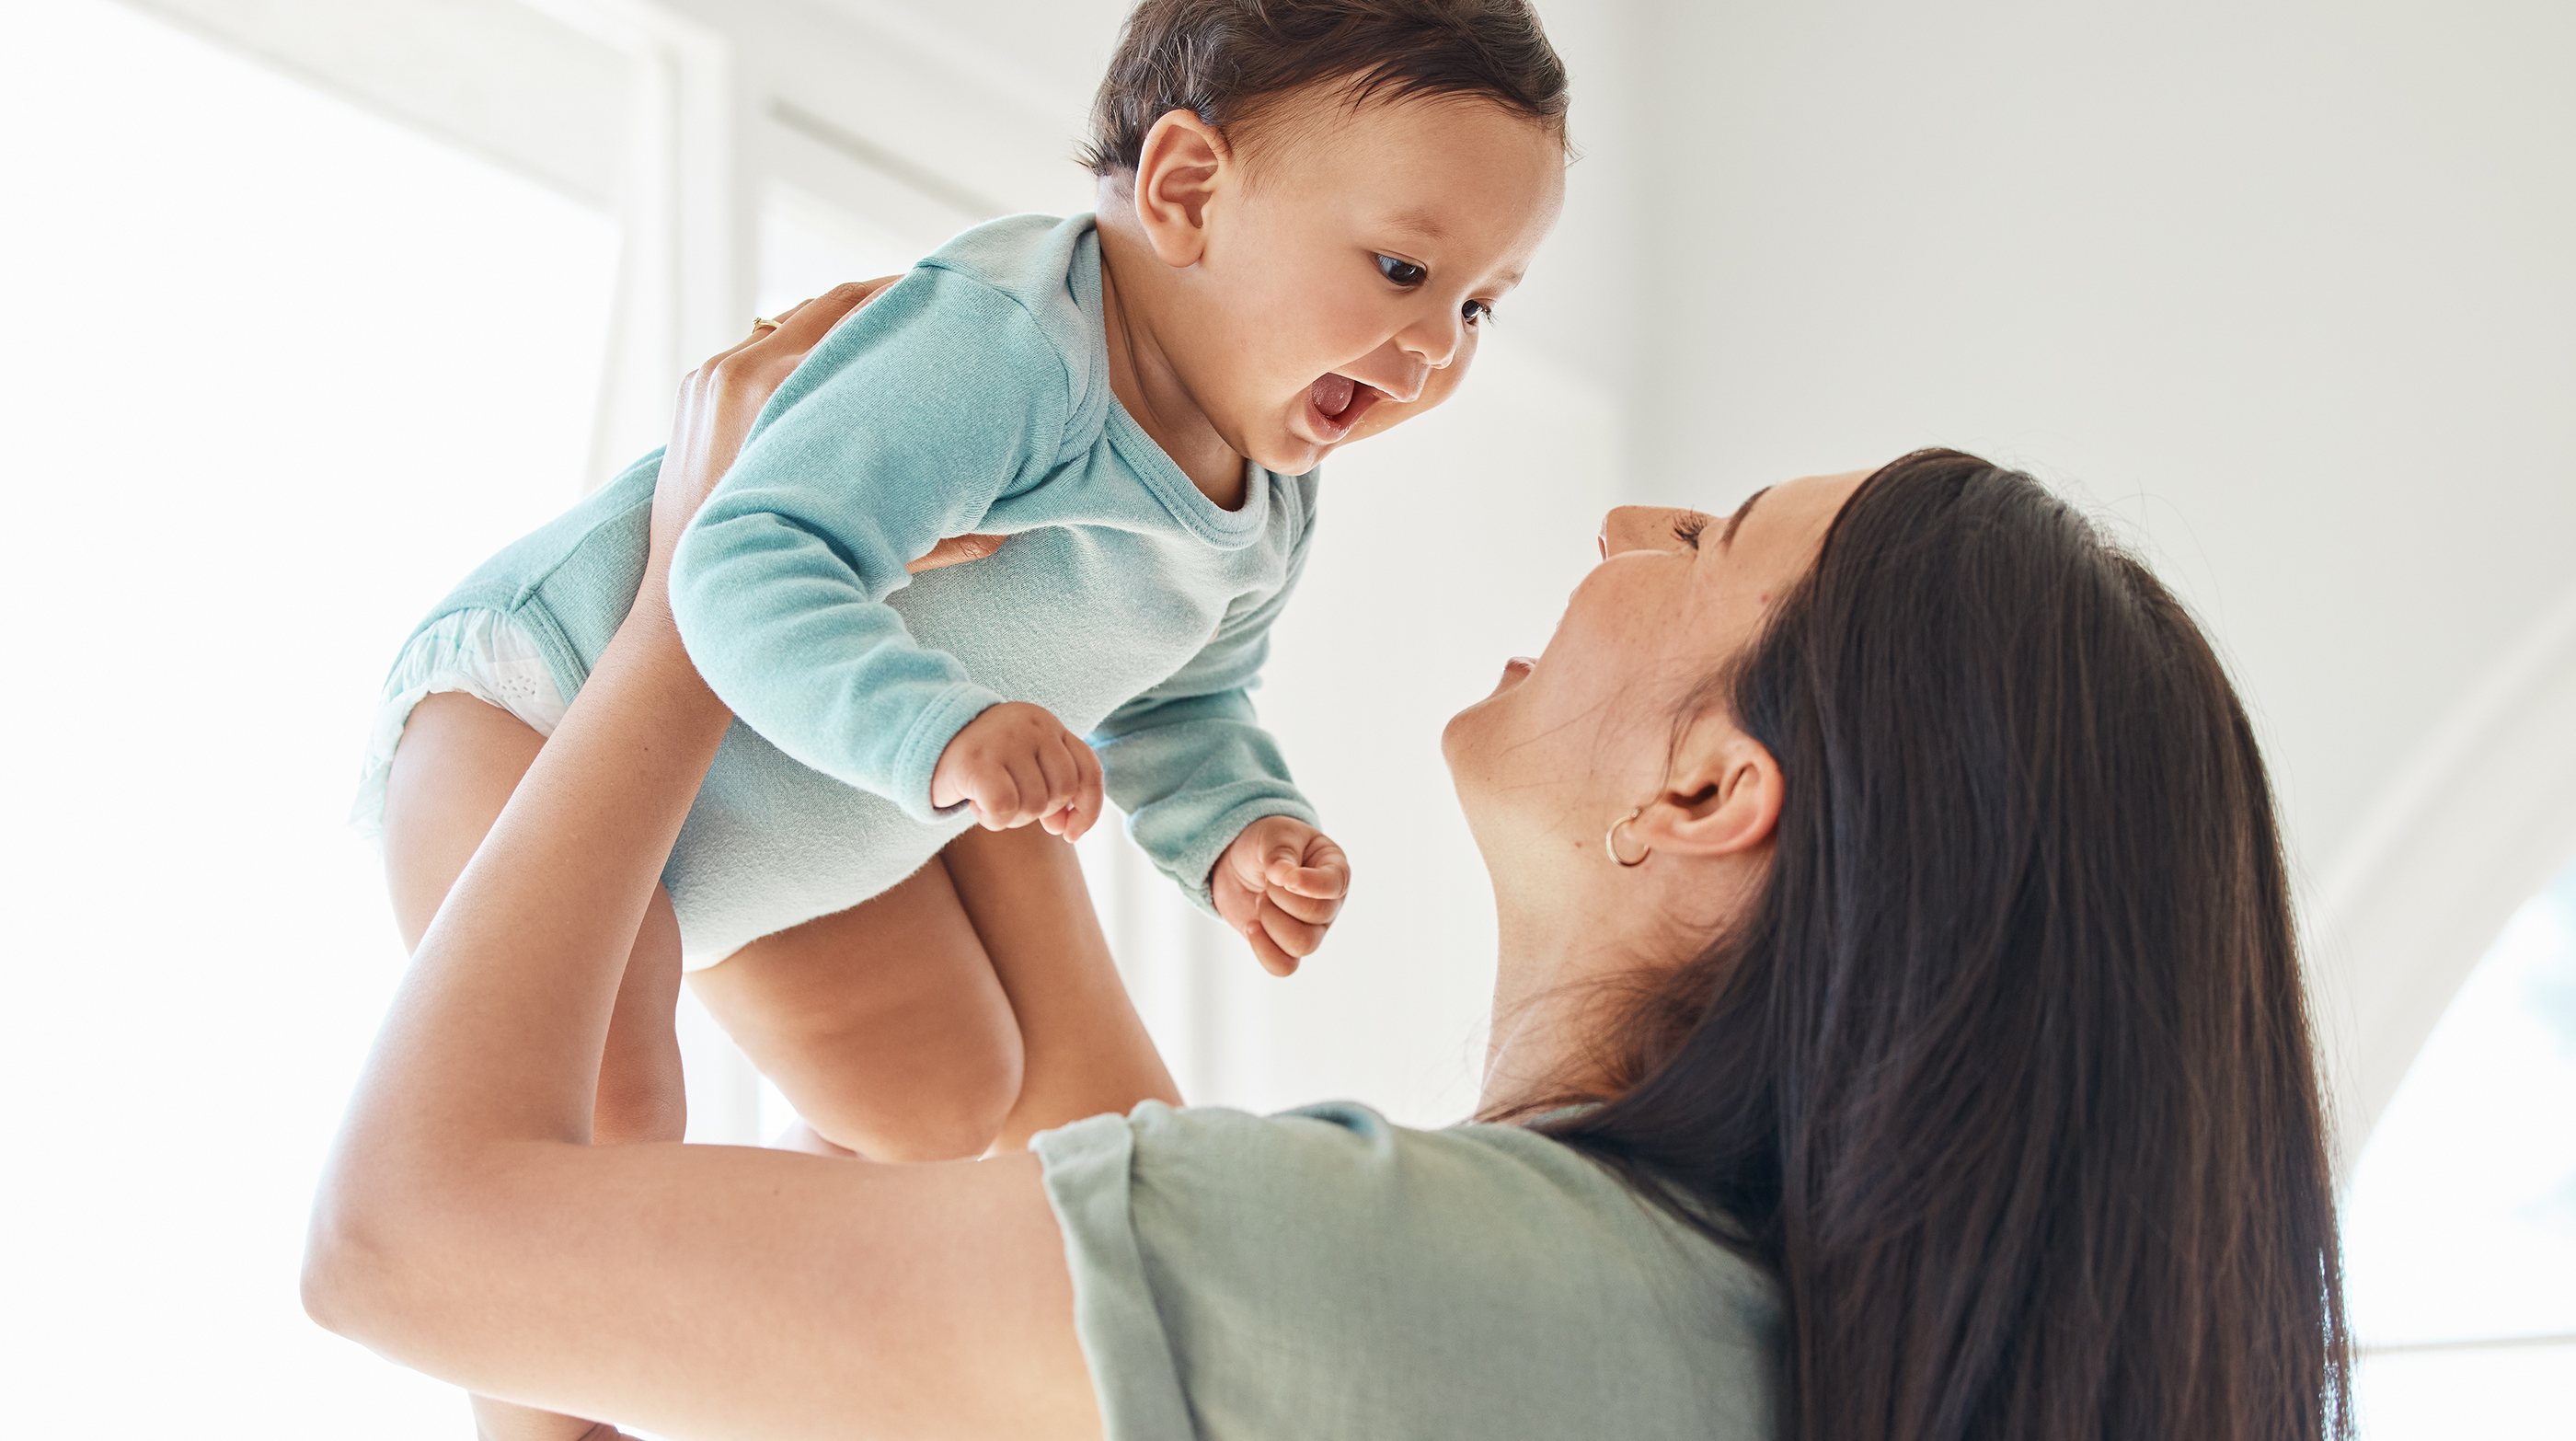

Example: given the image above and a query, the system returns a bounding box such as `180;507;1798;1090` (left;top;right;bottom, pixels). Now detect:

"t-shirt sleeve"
666;265;1075;820
1031;1101;1781;1441
1028;1109;1202;1439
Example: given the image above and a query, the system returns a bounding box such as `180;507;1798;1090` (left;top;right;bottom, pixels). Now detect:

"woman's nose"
1598;505;1689;560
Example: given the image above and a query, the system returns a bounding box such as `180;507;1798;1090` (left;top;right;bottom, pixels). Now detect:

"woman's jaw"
1446;471;1871;1112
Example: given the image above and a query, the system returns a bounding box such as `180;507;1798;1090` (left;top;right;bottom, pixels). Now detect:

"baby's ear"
1130;108;1229;267
1635;715;1782;860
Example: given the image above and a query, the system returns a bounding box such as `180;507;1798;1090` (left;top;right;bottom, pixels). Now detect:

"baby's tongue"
1309;373;1357;419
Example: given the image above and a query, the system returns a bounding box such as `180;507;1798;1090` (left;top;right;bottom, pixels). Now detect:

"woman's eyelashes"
1673;512;1711;550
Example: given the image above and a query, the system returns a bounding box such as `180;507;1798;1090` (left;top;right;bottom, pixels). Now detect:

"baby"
362;0;1569;1168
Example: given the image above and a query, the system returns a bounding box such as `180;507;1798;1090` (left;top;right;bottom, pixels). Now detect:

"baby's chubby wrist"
927;700;1105;840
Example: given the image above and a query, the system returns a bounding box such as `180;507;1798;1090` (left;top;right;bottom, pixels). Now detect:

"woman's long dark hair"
1543;450;2350;1441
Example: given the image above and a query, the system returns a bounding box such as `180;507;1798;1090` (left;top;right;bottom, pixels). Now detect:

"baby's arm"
667;269;1073;820
1091;546;1349;974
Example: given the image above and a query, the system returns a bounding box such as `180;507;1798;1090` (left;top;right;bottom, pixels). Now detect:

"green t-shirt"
1033;1101;1781;1440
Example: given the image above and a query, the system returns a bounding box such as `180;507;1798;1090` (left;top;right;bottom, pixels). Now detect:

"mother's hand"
647;279;1005;595
307;276;1098;1440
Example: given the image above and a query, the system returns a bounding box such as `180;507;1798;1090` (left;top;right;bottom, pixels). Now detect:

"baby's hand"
1213;816;1350;977
929;701;1103;839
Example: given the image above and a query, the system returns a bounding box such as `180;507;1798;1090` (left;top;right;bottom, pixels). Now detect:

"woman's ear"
1129;108;1230;268
1633;716;1782;859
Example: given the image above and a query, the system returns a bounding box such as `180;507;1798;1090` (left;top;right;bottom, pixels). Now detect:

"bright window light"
0;2;617;1434
2341;857;2576;1436
758;185;926;320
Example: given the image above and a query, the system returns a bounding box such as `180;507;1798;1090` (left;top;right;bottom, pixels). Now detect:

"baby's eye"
1462;298;1495;328
1673;513;1710;549
1375;254;1428;287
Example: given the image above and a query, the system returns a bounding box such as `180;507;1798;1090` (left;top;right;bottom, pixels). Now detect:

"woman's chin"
1455;656;1535;721
1441;657;1535;769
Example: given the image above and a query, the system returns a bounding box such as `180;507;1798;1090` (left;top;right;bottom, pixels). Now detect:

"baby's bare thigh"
380;692;550;948
690;859;1024;1159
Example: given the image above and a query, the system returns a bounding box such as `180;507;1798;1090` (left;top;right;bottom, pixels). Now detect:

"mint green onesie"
381;213;1318;964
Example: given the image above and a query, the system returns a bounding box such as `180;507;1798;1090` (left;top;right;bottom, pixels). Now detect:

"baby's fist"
1213;815;1349;977
929;701;1103;838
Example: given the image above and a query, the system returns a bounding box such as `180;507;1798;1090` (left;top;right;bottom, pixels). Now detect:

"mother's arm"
303;287;1101;1441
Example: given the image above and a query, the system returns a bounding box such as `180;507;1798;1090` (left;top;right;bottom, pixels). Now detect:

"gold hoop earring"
1604;807;1651;868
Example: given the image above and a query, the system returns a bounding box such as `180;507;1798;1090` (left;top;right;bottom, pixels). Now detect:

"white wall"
104;0;2575;1145
1611;0;2576;1147
1201;332;1623;1122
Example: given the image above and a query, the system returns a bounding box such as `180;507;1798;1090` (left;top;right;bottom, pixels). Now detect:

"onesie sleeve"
667;267;1074;820
1087;485;1319;912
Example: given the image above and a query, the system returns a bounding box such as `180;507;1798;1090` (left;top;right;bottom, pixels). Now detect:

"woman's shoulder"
1035;1101;1781;1441
1087;1099;1710;1244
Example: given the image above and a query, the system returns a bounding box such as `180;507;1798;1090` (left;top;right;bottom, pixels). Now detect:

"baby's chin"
1237;422;1330;477
1210;389;1377;477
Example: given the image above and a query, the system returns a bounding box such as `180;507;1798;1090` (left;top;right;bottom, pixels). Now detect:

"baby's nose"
1374;350;1432;404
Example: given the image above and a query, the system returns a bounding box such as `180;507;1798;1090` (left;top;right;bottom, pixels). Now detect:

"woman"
305;289;2351;1441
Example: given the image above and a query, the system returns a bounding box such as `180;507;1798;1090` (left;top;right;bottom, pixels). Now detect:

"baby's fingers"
997;752;1055;828
1030;735;1075;823
1266;863;1348;902
1263;836;1350;901
1029;733;1096;837
1242;906;1304;977
1255;896;1330;968
1058;739;1105;841
1260;882;1342;928
963;756;1029;830
904;533;1007;575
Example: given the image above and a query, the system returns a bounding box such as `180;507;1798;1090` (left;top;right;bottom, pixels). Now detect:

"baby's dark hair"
1078;0;1570;178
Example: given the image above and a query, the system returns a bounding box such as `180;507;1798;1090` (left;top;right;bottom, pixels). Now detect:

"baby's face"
1160;93;1566;473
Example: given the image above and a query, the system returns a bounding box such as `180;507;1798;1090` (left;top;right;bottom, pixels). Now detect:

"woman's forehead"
1714;471;1868;575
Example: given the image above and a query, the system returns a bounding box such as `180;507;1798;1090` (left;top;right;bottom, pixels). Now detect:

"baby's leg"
940;824;1179;1149
381;693;686;1441
688;859;1024;1161
382;693;685;1146
382;691;685;1144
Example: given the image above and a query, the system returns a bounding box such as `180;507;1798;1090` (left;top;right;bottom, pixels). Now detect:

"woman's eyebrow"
1721;487;1772;548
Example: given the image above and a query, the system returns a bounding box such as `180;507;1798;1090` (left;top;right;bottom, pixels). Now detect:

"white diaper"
351;608;569;836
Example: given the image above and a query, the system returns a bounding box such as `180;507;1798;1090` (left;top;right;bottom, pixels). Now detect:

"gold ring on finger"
752;317;783;331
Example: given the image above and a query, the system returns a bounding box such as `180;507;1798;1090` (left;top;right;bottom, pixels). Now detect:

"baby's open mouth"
1305;373;1386;441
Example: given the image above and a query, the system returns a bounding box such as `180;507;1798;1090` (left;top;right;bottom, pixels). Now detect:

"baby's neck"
1094;213;1249;512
